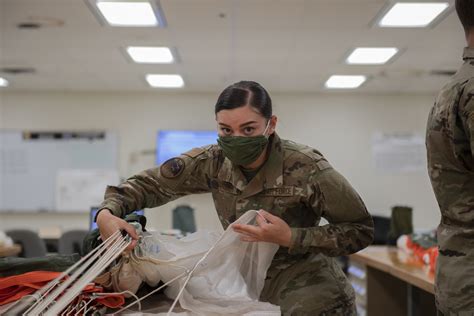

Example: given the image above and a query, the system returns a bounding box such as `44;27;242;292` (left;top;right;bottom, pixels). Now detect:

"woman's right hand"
96;209;139;251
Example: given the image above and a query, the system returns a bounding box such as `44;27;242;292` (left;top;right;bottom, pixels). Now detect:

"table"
349;245;436;316
0;244;22;257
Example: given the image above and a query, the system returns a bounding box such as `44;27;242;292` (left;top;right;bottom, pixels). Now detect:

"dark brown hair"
215;81;272;119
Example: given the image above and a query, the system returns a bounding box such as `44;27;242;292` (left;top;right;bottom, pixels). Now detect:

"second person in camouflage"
426;1;474;314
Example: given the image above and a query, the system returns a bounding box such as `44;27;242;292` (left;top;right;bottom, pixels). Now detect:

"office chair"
5;229;47;258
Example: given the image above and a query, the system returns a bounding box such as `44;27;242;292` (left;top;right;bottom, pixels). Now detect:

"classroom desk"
0;244;22;257
349;245;436;316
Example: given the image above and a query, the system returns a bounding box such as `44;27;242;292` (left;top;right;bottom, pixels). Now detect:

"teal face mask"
217;121;271;166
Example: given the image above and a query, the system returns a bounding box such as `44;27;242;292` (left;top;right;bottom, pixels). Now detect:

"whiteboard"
0;130;118;212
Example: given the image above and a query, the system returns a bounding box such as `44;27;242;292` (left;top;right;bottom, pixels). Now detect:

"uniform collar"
217;133;284;197
463;47;474;60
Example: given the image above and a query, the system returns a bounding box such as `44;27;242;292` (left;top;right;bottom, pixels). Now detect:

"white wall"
0;91;440;233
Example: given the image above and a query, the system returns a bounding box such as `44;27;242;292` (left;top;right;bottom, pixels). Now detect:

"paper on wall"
55;169;119;212
372;132;427;173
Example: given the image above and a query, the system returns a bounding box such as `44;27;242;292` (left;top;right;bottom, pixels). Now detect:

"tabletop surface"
350;245;435;294
0;244;22;257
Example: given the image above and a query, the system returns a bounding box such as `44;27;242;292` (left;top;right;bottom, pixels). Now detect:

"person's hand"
96;209;139;251
232;210;292;247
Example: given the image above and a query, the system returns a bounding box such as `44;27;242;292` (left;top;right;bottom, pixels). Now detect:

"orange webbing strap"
96;294;126;308
0;271;62;305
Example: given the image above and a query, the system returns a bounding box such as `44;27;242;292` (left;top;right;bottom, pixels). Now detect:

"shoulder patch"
182;147;206;158
160;158;185;179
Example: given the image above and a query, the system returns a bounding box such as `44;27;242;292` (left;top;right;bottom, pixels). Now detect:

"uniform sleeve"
98;148;215;218
461;86;474;156
288;165;374;256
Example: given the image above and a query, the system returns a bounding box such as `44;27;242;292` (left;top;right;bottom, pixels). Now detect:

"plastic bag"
129;210;280;315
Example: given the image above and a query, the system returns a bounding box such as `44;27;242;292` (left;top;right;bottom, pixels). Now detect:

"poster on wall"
372;132;427;173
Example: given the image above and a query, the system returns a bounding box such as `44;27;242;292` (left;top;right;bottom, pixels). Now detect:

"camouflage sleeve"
288;165;374;256
460;82;474;155
98;147;215;218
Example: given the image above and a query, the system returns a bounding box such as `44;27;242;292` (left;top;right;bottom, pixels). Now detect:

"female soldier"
97;81;374;315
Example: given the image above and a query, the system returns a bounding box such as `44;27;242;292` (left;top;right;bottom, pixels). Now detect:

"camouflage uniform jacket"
426;47;474;314
100;133;374;315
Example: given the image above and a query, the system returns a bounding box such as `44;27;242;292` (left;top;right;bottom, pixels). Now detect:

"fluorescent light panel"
379;2;449;28
96;1;159;26
0;77;9;87
146;74;184;88
346;47;399;65
127;46;174;63
325;75;367;89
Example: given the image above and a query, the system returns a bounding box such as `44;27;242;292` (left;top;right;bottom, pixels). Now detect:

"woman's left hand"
232;209;292;247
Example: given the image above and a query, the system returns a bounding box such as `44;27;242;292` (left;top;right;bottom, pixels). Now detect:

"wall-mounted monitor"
156;130;218;165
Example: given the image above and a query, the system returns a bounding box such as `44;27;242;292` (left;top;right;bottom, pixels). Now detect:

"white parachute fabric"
129;210;281;315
